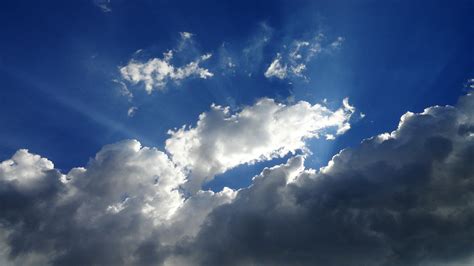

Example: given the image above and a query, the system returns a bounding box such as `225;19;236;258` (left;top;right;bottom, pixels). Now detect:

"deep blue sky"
1;0;473;190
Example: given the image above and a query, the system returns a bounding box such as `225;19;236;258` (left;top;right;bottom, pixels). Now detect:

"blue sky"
1;1;473;187
1;1;473;193
2;0;473;192
1;1;474;265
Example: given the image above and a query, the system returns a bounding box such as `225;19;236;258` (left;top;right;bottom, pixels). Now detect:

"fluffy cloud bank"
177;92;474;265
1;93;474;265
0;140;234;265
0;96;353;265
166;97;355;191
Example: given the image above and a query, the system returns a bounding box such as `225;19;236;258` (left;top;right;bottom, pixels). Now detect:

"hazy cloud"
93;0;112;12
265;33;345;80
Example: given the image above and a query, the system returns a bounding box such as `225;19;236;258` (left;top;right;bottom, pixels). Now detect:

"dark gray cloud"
176;93;474;265
0;93;473;265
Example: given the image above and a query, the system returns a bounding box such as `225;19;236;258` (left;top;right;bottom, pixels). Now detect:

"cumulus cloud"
176;92;474;265
0;140;234;265
0;94;354;265
2;92;473;265
120;51;213;94
165;97;355;191
0;149;57;188
265;33;344;80
120;33;213;94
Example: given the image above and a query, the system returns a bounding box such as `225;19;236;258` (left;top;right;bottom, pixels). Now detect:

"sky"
1;0;474;265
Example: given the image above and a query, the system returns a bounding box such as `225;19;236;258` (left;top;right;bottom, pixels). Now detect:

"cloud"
264;53;287;79
216;43;238;76
119;33;213;94
165;97;355;192
93;0;112;12
215;22;273;77
0;93;356;265
215;25;343;80
127;106;138;117
0;140;234;265
330;36;345;49
241;23;273;74
265;33;344;80
114;79;133;100
467;78;474;89
0;149;57;188
2;91;473;265
120;50;213;94
179;32;193;40
176;92;474;265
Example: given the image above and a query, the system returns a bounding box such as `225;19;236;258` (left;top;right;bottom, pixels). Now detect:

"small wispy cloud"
180;32;193;40
94;0;112;12
264;53;287;79
265;33;345;80
113;79;133;100
127;106;138;117
467;78;474;89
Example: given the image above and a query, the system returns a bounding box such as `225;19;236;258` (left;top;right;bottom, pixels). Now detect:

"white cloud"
127;106;138;117
180;32;193;40
0;139;236;265
120;33;213;94
0;149;58;189
165;97;355;191
120;50;213;94
265;34;345;80
93;0;112;12
65;140;187;224
330;36;345;49
264;54;287;79
114;79;133;100
240;22;273;74
468;78;474;89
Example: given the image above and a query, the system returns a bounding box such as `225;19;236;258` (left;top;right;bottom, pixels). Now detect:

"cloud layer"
1;92;474;265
